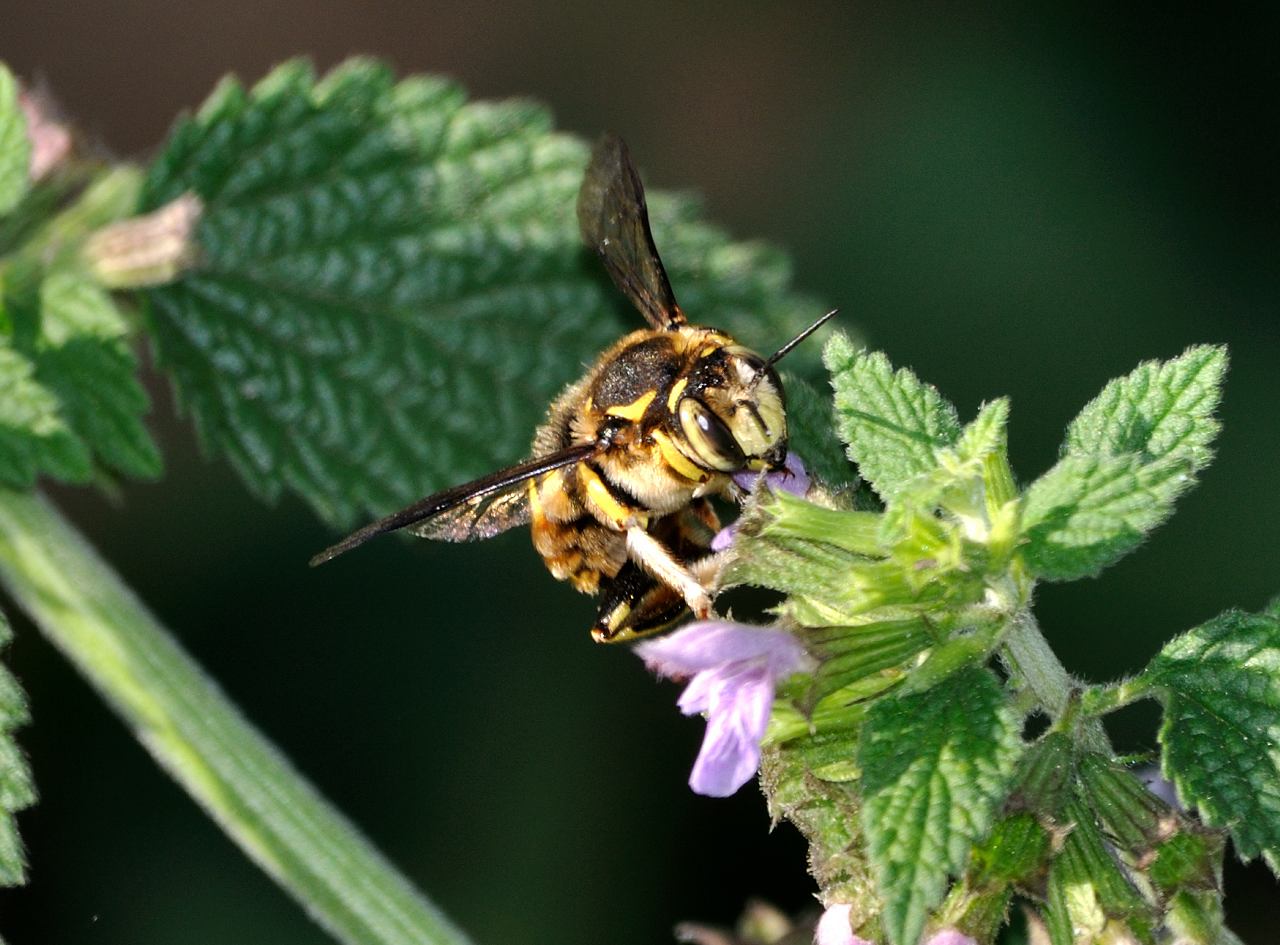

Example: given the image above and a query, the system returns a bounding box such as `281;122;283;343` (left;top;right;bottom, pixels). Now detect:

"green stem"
1079;677;1155;717
0;489;473;945
1001;608;1110;754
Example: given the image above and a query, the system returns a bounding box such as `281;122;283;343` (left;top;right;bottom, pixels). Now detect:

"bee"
311;135;834;642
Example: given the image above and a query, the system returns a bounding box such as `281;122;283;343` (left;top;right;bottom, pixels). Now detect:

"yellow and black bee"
311;135;833;642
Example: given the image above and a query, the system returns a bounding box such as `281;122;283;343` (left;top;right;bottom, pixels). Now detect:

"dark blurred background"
3;2;1278;943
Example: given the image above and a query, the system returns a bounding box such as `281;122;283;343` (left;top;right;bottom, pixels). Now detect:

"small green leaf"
954;397;1009;463
824;334;961;501
35;270;162;479
1064;345;1226;472
0;609;34;887
0;65;30;216
0;345;91;486
1148;832;1221;894
858;667;1021;945
1143;607;1280;875
139;59;822;525
1021;452;1192;580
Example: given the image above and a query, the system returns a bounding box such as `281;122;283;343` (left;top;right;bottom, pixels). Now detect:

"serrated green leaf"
139;59;822;524
1021;452;1192;581
1143;607;1280;874
781;372;856;489
858;667;1021;945
0;345;92;486
824;334;961;501
34;270;161;478
0;608;33;887
0;65;30;216
1064;345;1226;472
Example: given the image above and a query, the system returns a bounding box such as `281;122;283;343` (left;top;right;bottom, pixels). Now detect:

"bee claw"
687;587;714;620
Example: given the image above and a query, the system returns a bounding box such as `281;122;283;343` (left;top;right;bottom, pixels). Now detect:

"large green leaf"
858;667;1021;945
1143;607;1280;875
139;59;822;525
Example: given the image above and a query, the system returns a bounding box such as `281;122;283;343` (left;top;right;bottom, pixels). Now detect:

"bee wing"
408;483;532;543
309;445;596;566
578;134;686;331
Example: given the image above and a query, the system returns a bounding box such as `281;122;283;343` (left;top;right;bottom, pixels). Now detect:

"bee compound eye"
677;397;745;472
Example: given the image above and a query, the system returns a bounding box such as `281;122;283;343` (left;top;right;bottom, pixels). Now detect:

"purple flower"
635;621;814;797
712;451;812;552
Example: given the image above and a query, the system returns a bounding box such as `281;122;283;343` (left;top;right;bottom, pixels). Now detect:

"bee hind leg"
591;562;686;643
625;526;714;620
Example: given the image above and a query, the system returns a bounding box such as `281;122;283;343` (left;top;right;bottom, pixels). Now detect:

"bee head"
673;344;787;474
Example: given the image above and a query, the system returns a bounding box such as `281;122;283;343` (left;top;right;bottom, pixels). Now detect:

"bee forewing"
577;134;686;332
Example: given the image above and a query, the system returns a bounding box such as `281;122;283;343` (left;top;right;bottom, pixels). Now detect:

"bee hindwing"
409;484;532;542
309;445;596;566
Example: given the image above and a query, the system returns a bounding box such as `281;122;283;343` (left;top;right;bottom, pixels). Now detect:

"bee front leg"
624;526;714;619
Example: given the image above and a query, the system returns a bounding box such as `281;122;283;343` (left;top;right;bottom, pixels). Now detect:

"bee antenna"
753;308;838;383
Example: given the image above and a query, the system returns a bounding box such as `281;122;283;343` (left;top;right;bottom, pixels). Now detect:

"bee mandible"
311;135;834;642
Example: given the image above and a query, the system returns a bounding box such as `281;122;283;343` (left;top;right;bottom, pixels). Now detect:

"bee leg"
591;563;686;643
689;550;730;591
625;526;714;619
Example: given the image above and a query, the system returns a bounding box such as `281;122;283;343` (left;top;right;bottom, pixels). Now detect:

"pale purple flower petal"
687;662;773;796
709;521;740;553
636;621;811;679
925;931;978;945
732;449;811;495
814;904;872;945
636;621;814;797
715;452;811;550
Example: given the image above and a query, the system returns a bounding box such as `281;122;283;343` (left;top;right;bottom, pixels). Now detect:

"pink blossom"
924;931;978;945
712;451;812;552
814;905;977;945
636;621;813;797
18;90;71;181
815;904;872;945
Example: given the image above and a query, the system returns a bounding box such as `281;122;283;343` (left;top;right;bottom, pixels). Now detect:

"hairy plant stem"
0;489;472;945
1001;608;1111;754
